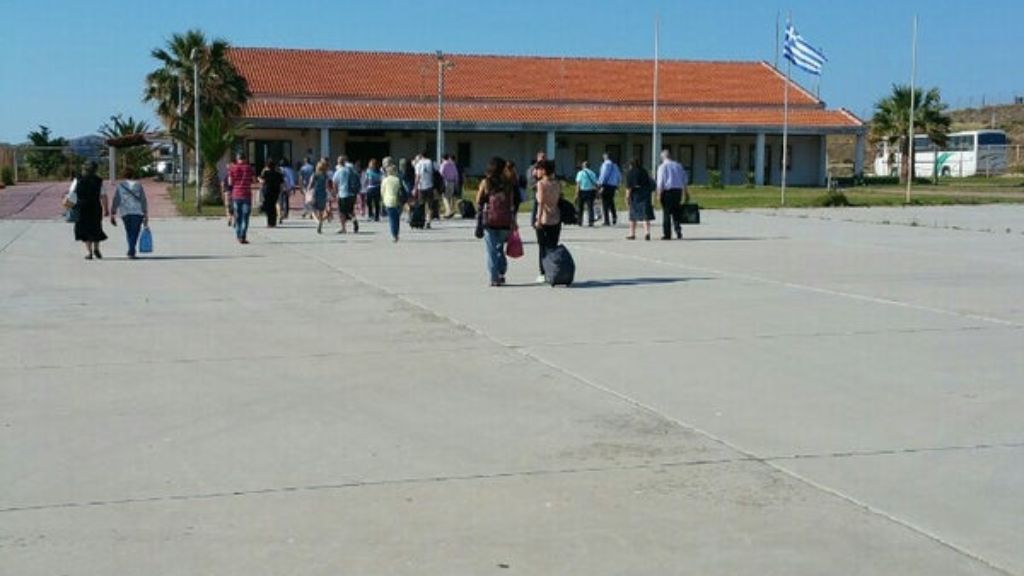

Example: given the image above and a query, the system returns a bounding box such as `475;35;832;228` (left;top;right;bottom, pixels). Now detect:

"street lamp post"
191;48;201;212
178;77;185;203
435;51;454;159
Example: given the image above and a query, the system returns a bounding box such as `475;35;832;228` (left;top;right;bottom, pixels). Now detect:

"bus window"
979;132;1007;146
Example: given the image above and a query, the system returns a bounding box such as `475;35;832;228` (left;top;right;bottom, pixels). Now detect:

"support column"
755;132;766;186
319;128;330;160
624;133;634;164
723;135;732;186
818;135;829;186
545;130;556;160
854;132;866;178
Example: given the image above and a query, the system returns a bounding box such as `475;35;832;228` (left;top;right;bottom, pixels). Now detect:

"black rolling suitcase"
409;203;426;229
542;245;576;286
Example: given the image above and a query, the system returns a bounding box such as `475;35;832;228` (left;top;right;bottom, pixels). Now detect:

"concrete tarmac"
2;206;1022;575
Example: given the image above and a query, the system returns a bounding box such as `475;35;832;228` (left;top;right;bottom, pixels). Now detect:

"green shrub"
707;170;723;189
1;166;13;186
745;171;756;188
863;176;899;186
818;189;851;207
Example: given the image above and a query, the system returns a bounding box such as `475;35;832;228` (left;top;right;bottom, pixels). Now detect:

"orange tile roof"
228;48;862;130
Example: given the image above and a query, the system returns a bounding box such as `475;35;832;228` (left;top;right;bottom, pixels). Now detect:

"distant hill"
949;103;1024;145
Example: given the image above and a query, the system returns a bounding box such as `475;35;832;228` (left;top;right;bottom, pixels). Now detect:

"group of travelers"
66;146;691;286
64;161;150;260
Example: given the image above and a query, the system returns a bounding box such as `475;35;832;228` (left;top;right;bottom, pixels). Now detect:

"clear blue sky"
1;0;1020;143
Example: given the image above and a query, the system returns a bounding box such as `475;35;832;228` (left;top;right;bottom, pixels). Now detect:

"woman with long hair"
307;159;330;234
475;157;518;287
534;160;562;281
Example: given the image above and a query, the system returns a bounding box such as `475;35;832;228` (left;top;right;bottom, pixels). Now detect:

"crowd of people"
66;147;690;284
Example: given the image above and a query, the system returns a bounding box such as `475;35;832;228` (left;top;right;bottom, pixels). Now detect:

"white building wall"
242;128;828;185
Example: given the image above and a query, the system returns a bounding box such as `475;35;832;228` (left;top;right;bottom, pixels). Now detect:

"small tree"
173;108;250;203
870;85;951;184
99;114;154;177
25;126;68;178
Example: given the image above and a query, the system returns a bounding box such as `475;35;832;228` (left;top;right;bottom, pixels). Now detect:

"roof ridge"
229;46;765;66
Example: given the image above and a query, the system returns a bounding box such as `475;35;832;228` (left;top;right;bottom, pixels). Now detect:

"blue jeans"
386;206;401;239
484;228;509;283
232;199;251;240
122;214;143;256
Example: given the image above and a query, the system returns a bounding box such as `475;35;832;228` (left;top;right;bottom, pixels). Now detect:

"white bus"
874;129;1008;178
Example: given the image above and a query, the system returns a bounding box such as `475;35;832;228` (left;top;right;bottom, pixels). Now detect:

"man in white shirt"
414;151;438;228
655;149;688;240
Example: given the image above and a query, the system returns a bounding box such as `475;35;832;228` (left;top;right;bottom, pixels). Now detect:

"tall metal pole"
782;59;790;206
192;48;201;212
651;14;660;172
906;15;917;203
436;51;443;159
178;78;185;202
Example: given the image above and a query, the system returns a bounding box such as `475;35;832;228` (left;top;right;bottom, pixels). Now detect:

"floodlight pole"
178;78;185;202
436;51;453;159
192;48;201;212
906;15;917;203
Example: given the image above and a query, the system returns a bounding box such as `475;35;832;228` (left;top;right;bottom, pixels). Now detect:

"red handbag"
506;229;524;258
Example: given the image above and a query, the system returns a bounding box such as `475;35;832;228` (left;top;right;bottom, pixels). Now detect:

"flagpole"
782;58;790;206
906;14;918;203
774;11;780;69
651;13;660;172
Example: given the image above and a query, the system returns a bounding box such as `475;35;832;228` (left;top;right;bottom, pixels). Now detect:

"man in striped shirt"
227;152;255;244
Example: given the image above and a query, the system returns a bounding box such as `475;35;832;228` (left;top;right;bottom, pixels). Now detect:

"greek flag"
783;23;827;75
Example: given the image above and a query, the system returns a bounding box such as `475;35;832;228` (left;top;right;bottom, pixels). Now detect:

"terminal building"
227;48;866;185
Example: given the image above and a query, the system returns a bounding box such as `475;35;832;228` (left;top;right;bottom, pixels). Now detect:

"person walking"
109;166;149;258
380;157;404;242
362;158;383;222
307;159;330;234
534;159;562;283
596;152;621;226
331;155;360;234
414;152;437;228
299;157;315;218
72;161;109;259
475;157;517;287
625;158;654;241
575;160;599;226
439;153;459;218
656;149;688;240
226;153;256;243
279;157;295;222
259;159;284;228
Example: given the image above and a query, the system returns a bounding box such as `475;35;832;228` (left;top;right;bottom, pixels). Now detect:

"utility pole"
435;51;454;160
191;48;201;212
906;15;917;203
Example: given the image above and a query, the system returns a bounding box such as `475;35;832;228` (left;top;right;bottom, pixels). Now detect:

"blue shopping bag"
139;226;153;254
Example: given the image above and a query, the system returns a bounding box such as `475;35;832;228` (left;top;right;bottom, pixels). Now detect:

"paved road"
0;179;179;220
1;207;1022;575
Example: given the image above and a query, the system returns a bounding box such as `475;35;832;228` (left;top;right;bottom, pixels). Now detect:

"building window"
783;145;792;170
632;144;644;166
707;144;719;170
575;144;589;168
730;144;741;170
605;144;622;164
248;140;293;170
748;144;756;171
457;142;471;169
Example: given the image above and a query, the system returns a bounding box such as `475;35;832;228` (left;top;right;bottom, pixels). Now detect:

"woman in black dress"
259;158;284;227
74;161;109;259
625;157;654;241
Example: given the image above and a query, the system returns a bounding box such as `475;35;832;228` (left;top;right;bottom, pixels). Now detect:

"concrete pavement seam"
0;221;34;255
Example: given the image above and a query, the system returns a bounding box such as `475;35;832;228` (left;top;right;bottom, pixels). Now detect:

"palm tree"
172;108;251;203
870;85;951;183
99;114;153;177
144;29;251;198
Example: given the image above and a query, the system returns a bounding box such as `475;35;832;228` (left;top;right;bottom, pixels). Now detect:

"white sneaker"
535;274;546;284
